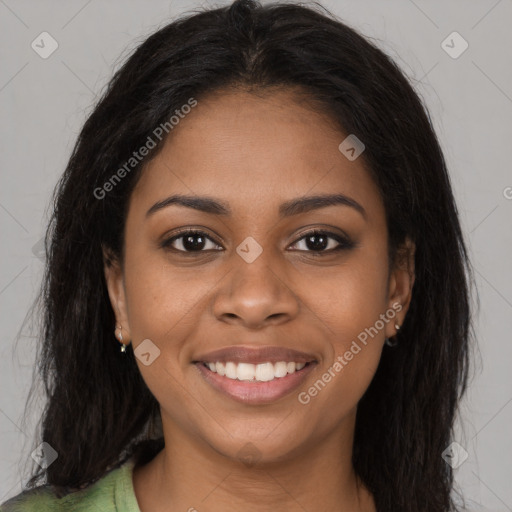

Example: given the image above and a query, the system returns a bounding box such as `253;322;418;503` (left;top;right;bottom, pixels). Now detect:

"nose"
212;251;300;330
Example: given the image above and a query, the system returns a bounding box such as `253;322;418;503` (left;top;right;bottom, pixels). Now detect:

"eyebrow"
146;193;366;220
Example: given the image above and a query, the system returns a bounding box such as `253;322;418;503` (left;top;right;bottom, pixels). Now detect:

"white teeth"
274;361;288;378
216;362;226;376
255;362;274;382
237;363;255;381
204;361;309;382
225;362;237;379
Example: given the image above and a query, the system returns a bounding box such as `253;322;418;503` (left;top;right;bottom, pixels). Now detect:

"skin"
104;88;415;512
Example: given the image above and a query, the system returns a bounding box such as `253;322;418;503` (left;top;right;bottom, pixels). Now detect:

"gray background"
1;0;511;510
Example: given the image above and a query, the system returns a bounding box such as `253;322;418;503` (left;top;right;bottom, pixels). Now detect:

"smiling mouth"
194;359;317;404
201;360;313;382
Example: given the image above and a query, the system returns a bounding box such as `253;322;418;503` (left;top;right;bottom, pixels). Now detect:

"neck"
132;413;375;512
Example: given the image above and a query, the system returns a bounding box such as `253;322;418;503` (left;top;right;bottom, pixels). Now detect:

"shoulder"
0;457;138;512
0;485;58;512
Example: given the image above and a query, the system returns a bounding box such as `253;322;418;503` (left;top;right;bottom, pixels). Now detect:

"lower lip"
195;362;316;405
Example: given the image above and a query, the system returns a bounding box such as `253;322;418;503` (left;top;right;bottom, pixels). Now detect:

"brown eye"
289;230;354;253
162;230;222;253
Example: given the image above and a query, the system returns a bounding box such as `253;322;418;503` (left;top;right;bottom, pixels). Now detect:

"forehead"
130;89;384;222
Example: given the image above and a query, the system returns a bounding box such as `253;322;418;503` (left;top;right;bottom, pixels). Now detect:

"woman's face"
105;88;414;464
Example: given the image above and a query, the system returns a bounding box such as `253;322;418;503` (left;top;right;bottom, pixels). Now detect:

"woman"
1;0;475;510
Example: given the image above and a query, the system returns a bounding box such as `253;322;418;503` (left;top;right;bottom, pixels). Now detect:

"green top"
0;457;141;512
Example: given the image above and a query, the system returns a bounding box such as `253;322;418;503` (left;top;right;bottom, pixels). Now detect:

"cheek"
297;267;388;429
122;253;210;421
304;248;390;344
122;246;206;353
296;248;389;404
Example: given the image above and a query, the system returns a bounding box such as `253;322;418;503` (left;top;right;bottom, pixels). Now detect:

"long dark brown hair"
13;1;476;510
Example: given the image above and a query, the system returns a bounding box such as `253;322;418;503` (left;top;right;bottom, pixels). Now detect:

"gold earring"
115;324;127;353
385;323;401;347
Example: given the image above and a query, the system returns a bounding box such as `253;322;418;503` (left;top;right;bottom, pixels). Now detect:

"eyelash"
161;229;355;256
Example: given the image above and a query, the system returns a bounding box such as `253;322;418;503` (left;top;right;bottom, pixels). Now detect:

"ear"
385;237;416;339
103;245;131;342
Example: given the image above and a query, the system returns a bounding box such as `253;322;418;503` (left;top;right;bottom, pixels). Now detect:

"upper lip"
193;346;317;365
